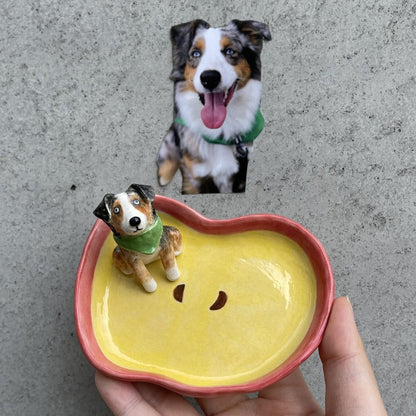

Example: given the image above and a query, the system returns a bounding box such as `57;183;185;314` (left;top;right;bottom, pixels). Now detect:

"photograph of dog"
157;19;271;194
93;184;182;293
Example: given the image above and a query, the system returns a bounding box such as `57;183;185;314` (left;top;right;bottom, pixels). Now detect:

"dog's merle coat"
157;19;271;194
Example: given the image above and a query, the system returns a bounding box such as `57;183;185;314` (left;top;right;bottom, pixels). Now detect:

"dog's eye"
133;199;140;206
191;49;201;59
225;48;235;56
113;207;120;214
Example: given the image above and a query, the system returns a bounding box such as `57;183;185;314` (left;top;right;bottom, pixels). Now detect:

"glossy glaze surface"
91;213;316;387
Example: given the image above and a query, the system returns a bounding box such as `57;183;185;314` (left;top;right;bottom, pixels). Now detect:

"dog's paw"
142;278;158;293
192;162;211;179
166;266;180;282
158;159;179;186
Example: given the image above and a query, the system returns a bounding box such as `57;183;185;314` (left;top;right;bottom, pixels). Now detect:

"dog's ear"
231;20;271;52
93;193;114;223
229;20;271;80
127;184;155;202
169;19;210;82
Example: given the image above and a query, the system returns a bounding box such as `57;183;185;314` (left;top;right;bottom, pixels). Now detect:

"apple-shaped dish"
75;195;334;396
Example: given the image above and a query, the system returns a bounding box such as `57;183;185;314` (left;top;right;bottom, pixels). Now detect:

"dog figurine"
157;19;271;194
93;184;182;293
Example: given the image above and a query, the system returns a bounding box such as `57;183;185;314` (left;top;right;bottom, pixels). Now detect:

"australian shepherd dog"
157;19;271;194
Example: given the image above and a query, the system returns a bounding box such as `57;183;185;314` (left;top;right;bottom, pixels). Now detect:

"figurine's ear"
93;193;114;222
127;184;155;202
231;20;271;52
169;19;210;82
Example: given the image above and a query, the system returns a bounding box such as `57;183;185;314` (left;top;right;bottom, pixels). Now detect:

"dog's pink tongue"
201;92;226;129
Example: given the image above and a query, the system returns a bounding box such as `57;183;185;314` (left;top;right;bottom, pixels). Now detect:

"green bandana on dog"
114;216;163;255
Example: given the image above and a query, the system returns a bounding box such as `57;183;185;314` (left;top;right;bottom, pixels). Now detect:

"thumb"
319;297;387;416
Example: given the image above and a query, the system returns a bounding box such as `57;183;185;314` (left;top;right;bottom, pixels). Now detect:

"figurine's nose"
200;70;221;91
129;217;141;227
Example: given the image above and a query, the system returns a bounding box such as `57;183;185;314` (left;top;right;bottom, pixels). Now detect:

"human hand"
95;296;387;415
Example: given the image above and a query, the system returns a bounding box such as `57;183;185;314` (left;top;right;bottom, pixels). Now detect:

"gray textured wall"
1;1;415;414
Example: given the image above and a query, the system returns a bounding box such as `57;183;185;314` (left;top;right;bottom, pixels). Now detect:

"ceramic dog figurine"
93;184;182;293
157;19;271;194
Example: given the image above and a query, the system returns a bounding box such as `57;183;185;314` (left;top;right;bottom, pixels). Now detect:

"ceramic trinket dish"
75;195;334;396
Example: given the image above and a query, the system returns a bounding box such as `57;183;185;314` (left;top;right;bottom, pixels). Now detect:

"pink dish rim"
74;195;334;397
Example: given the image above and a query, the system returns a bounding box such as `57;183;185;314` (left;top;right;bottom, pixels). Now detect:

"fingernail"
345;295;351;304
345;295;353;310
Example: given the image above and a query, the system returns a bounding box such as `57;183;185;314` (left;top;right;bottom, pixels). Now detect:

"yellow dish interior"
91;213;316;387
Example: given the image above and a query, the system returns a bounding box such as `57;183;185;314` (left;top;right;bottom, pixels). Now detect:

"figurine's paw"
142;278;158;293
166;267;180;282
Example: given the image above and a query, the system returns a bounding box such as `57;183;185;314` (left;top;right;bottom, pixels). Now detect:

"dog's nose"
129;217;141;227
200;70;221;91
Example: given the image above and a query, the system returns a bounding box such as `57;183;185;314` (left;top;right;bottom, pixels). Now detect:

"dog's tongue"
201;92;226;129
